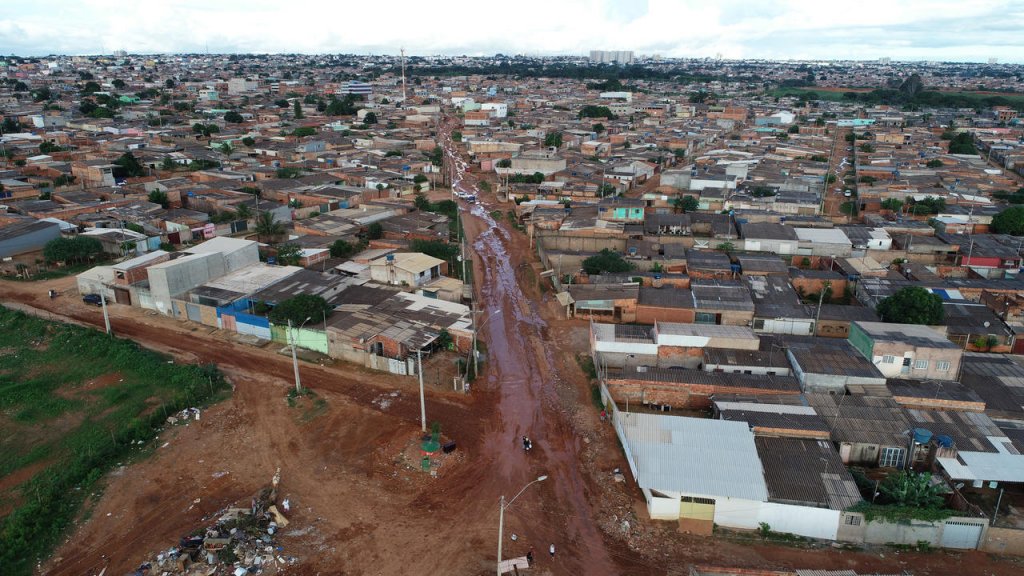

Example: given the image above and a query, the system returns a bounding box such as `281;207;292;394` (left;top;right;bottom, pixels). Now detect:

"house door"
940;521;984;549
901;357;911;375
113;287;131;305
679;496;715;521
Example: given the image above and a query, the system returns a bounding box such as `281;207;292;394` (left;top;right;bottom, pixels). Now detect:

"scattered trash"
212;471;229;479
134;469;298;575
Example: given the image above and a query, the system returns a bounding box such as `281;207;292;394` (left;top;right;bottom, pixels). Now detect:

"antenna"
400;47;407;103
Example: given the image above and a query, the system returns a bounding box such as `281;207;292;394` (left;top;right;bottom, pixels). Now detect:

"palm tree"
235;203;253;221
256;211;284;242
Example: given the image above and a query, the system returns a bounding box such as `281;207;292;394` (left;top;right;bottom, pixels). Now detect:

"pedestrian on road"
526;547;534;566
549;543;555;558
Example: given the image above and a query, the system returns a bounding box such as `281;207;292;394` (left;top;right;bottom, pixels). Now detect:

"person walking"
549;543;555;558
526;547;534;566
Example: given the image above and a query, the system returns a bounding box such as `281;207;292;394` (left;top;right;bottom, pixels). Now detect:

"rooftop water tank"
913;428;933;444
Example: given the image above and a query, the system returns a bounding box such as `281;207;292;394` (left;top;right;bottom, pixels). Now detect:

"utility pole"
417;348;426;432
472;302;480;377
100;291;111;335
400;47;408;104
814;281;830;337
288;318;302;393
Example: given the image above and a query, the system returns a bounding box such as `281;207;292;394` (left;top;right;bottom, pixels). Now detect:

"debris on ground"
131;468;298;575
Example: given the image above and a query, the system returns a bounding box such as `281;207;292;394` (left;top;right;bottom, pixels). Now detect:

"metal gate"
941;520;983;549
185;303;202;322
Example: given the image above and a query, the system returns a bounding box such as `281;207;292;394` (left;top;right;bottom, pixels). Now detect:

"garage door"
941;520;983;549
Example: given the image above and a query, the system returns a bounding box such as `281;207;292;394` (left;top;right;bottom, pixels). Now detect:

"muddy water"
444;133;619;574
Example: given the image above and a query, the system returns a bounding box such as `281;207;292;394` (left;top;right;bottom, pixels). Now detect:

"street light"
287;316;312;392
497;475;548;576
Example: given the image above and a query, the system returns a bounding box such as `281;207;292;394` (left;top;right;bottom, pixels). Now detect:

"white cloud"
0;0;1020;62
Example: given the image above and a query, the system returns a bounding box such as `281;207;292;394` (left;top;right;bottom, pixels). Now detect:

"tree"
224;110;245;123
582;249;633;275
274;243;303;266
113;152;145;178
367;222;384;240
329;239;359;258
673;148;686;159
948;132;978;155
165;78;176;88
255;212;285;241
276;167;301;179
716;241;735;253
876;286;944;325
898;73;925;98
880;198;904;212
112;79;126;90
592;123;605;133
234;203;252;220
363;111;378;124
787;125;800;134
39;141;64;154
147;190;169;208
413;173;428;184
496;158;512;168
825;174;837;184
292;126;316;137
43;236;103;264
452;131;462;142
578;105;615;120
973;334;999;351
274;99;289;108
293;100;304;119
268;294;331;326
82;81;101;94
673;195;699;213
161;157;177;171
31;86;51;102
991;206;1024;235
543;132;563;148
926;159;944;168
877;471;943;509
859;143;876;153
241;136;255;147
218;143;234;155
413;193;432;211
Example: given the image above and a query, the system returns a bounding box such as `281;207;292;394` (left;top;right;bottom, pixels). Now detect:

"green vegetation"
908;196;946;215
410;239;466;280
43;236;103;265
578;105;616;120
0;306;230;575
926;159;944;168
947;132;978;155
673;195;699;213
113;152;145;178
293;100;304;119
147;190;169;208
275;167;302;179
582;249;633;275
329;239;362;258
192;123;220;137
509;172;545;184
292;126;316;137
224;110;244;123
771;85;1024;112
451;131;462;142
877;286;944;325
880;198;904;212
268;294;331;325
991;206;1024;235
543;132;563;148
273;243;302;266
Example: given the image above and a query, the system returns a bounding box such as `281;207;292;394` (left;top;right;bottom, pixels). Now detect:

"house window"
937;360;951;372
695;312;717;324
914;359;929;370
879;447;905;468
881;355;896;364
844;515;862;526
753;319;765;330
681;496;715;505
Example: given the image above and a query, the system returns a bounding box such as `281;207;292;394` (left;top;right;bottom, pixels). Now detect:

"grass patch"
0;305;231;575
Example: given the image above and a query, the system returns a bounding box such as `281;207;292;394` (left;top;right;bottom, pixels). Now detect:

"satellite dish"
984;321;991;328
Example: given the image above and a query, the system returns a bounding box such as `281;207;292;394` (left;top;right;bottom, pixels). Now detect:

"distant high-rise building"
589;50;634;65
878;57;891;64
989;57;999;64
113;49;127;58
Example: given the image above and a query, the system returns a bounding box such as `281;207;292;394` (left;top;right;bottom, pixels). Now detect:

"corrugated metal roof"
619;413;769;501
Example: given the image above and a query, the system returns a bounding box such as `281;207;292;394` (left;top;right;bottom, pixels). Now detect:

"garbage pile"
130;469;297;576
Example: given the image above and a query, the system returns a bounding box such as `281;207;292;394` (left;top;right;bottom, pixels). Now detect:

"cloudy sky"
1;0;1022;63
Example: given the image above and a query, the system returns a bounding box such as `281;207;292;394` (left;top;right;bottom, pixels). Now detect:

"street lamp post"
287;316;312;393
497;475;547;576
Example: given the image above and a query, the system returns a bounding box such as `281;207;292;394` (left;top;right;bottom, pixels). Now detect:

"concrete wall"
758;502;839;540
148;253;224;315
981;526;1024;556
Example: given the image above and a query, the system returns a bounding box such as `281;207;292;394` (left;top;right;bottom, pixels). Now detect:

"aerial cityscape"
4;2;1024;576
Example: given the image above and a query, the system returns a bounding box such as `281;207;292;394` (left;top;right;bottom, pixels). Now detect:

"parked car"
82;294;103;306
